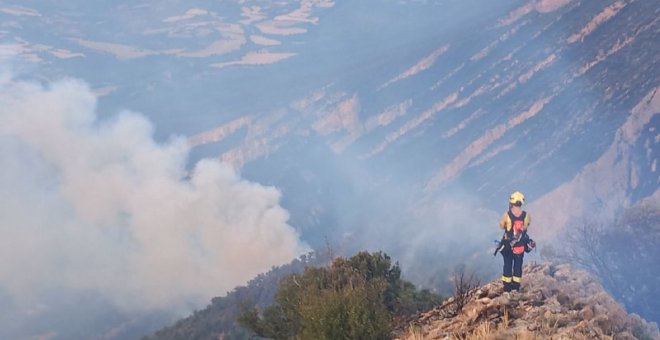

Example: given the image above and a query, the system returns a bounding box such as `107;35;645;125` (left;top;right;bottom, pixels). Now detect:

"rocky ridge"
396;262;660;339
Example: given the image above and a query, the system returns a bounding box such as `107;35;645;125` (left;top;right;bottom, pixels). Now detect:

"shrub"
239;251;441;339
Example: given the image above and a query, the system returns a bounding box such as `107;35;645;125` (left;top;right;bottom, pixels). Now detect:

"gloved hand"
525;239;536;253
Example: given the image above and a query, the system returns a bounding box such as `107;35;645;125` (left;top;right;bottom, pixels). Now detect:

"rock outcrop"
396;262;660;340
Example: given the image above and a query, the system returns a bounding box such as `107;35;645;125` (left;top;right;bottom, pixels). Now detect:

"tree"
239;251;441;339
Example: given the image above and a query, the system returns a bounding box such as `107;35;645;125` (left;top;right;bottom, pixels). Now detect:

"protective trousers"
501;247;524;291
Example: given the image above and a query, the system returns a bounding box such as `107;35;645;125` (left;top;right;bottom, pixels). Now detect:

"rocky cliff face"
396;263;660;340
530;87;660;241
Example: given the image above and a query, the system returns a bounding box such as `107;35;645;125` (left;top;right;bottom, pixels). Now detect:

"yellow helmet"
509;191;525;205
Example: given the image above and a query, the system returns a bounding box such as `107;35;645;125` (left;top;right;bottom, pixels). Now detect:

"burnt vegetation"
449;265;481;316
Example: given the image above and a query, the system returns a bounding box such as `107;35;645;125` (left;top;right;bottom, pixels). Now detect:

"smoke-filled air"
0;74;308;311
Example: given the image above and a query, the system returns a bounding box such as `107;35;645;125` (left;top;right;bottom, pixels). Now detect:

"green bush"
239;251;441;339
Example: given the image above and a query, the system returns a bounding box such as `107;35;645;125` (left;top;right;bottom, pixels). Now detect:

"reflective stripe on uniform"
501;276;512;283
512;276;522;283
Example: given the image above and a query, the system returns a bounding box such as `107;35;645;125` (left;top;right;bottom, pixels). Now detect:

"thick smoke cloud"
0;74;308;311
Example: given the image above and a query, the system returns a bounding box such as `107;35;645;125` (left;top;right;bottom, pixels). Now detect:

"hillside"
145;252;327;340
395;263;660;340
148;260;660;339
145;201;660;339
147;251;441;340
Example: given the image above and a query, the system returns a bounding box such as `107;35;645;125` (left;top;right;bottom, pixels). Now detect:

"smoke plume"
0;74;308;311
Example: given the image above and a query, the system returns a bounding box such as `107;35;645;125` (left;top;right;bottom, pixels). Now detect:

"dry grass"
402;299;617;340
402;321;552;340
403;324;424;340
466;322;494;339
448;321;505;340
447;307;536;340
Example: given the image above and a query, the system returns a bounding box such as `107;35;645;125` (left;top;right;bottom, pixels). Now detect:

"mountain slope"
395;263;660;339
530;86;660;241
146;252;327;340
190;0;660;247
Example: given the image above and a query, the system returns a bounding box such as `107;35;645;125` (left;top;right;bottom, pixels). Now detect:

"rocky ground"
395;262;660;340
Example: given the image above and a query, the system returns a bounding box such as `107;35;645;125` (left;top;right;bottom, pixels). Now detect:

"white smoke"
0;74;308;311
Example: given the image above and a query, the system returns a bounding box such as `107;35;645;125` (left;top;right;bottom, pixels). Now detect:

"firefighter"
499;191;531;292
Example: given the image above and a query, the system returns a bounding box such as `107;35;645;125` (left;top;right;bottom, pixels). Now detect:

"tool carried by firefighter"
493;232;535;256
493;233;506;256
